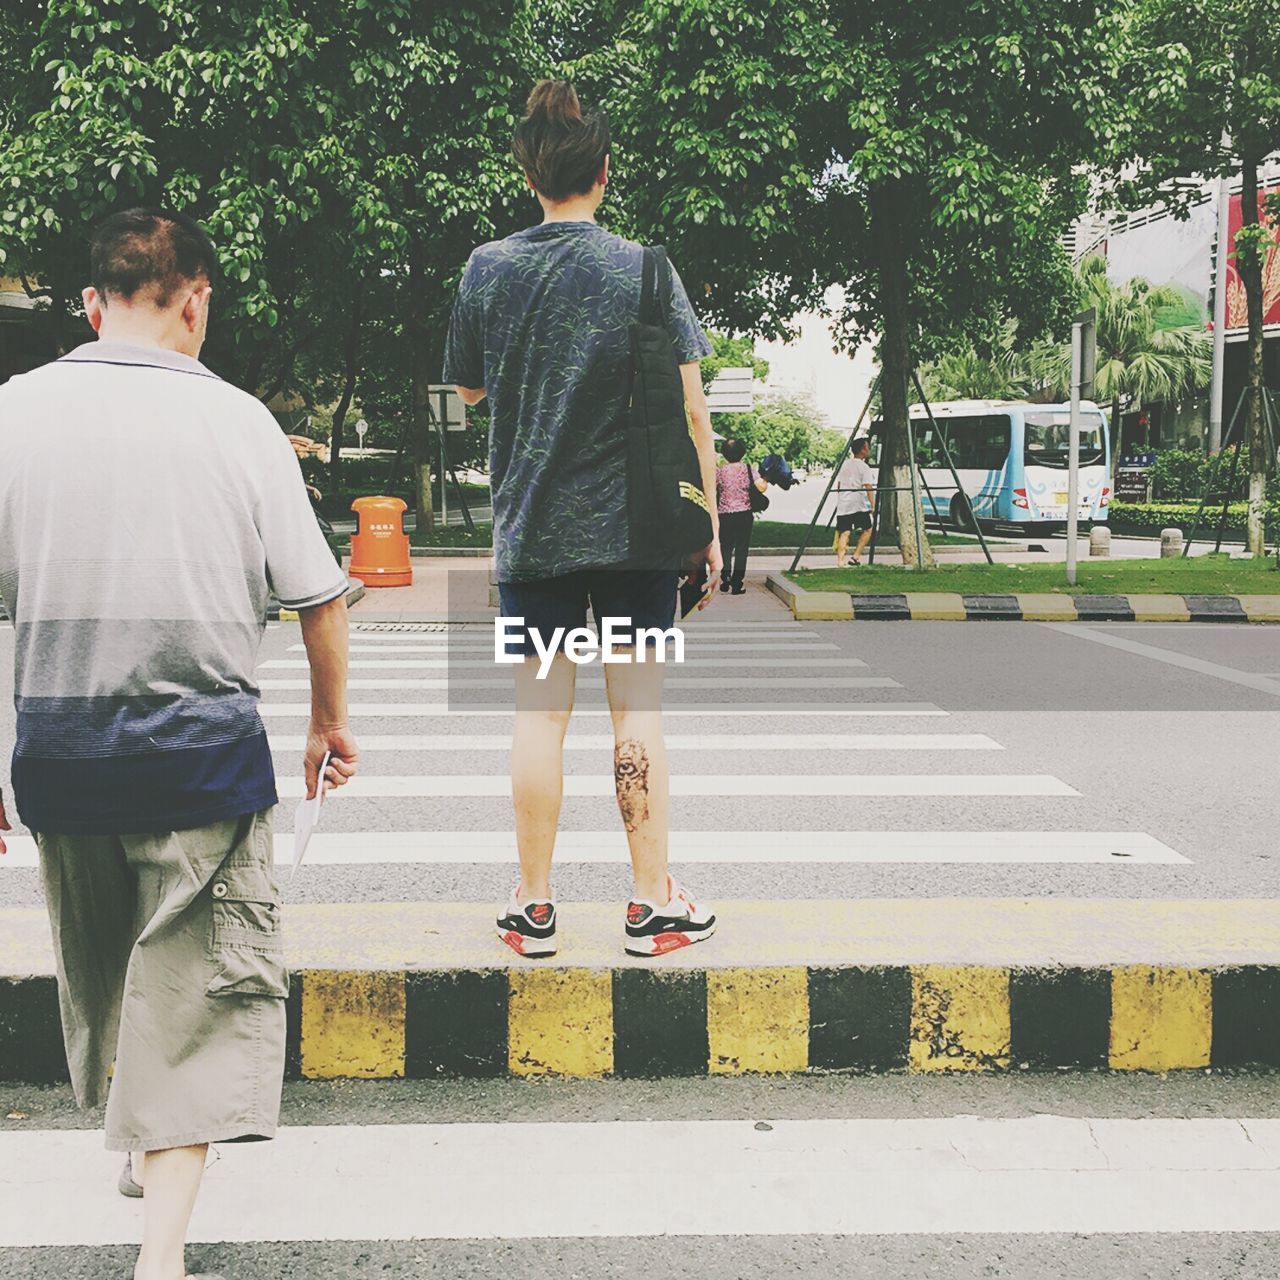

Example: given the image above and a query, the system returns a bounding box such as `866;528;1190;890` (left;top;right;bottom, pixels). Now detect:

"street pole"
1209;147;1232;452
1067;308;1097;588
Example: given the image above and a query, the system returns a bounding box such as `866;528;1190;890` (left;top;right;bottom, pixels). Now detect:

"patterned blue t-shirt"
443;221;711;581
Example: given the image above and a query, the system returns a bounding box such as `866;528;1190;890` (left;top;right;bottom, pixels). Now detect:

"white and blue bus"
909;400;1111;533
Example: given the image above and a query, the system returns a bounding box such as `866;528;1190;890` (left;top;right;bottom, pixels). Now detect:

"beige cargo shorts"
36;808;287;1152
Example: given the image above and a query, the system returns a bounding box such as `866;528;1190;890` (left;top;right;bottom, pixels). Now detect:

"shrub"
1149;449;1201;501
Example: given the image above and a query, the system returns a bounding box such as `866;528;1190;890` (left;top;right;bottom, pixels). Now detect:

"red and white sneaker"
496;890;557;958
624;877;717;957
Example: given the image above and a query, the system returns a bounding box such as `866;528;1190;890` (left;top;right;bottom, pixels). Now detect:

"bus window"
1024;411;1106;468
946;415;1010;470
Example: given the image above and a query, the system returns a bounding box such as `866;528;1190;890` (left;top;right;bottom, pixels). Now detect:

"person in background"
0;207;357;1280
834;435;876;567
715;437;768;594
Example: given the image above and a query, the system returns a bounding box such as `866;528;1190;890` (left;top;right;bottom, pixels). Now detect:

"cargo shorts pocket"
206;861;290;999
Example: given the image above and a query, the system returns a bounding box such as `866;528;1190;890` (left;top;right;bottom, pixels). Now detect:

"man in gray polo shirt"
0;208;358;1280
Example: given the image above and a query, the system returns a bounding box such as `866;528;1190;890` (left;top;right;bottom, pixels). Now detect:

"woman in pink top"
714;438;768;594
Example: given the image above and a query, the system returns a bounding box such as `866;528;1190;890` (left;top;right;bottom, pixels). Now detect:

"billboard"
1225;183;1280;332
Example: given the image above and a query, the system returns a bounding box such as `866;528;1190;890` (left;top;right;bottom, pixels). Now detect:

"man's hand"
0;787;10;855
688;537;724;610
305;724;360;801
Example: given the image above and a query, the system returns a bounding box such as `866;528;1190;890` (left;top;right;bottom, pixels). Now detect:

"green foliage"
919;321;1031;403
700;331;769;394
1027;256;1212;428
1149;449;1203;500
715;392;838;467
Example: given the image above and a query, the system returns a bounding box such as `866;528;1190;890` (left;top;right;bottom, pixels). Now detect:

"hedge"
1108;500;1280;538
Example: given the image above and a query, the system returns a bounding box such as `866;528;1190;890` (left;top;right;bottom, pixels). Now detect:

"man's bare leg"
853;523;873;562
835;528;851;567
133;1144;207;1280
605;652;669;903
510;654;576;901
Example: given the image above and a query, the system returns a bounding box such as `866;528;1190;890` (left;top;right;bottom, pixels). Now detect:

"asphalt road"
0;614;1276;904
6;1074;1280;1279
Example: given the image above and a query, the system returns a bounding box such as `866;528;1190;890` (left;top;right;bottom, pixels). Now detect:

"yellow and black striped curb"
5;900;1280;1082
765;573;1280;623
3;962;1279;1082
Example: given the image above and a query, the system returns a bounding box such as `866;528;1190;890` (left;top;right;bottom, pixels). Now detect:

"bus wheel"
949;494;976;532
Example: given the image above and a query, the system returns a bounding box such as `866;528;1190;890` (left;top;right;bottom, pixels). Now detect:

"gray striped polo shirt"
0;340;348;834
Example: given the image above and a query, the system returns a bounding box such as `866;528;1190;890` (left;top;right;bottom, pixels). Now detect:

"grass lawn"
407;522;495;549
790;553;1280;596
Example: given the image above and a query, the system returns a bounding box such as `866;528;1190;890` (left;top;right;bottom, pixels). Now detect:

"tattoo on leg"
614;738;650;832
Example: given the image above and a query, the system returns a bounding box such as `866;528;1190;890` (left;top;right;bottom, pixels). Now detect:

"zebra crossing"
252;615;1182;885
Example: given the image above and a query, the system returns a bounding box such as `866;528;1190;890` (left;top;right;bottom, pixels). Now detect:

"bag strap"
640;246;658;326
640;245;673;329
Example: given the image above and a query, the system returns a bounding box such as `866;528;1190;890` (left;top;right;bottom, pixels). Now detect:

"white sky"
755;288;877;433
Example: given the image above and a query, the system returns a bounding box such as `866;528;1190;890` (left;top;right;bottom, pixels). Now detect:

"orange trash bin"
348;496;412;587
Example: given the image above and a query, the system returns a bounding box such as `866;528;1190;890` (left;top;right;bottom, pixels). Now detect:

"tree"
0;0;543;529
1116;0;1280;553
919;321;1032;403
700;331;769;394
1028;256;1212;465
606;0;1133;566
715;392;837;466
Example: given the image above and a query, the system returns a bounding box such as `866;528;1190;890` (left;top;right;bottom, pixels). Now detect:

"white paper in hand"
291;751;331;882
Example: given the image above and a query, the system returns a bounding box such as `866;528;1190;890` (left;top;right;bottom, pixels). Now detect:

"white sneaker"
624;876;717;957
496;888;557;958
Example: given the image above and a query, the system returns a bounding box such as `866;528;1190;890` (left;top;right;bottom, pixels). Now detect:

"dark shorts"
498;567;680;657
836;511;872;533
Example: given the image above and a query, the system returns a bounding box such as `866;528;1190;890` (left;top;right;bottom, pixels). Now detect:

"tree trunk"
1240;151;1268;555
869;179;933;568
407;236;435;535
328;283;367;495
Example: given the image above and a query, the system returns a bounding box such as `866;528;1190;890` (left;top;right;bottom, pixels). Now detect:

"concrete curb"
2;962;1276;1082
4;898;1280;1082
766;573;1277;623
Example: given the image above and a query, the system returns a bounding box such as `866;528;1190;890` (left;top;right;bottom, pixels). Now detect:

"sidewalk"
348;559;794;624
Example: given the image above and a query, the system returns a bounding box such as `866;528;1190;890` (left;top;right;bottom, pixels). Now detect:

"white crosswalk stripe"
274;774;1079;799
256;701;948;718
260;656;865;669
4;1117;1278;1245
257;676;901;689
265;732;1001;752
0;830;1183;868
301;641;844;654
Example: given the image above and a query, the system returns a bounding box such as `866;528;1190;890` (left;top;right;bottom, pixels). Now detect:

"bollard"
1089;526;1111;558
1160;527;1184;559
349;496;413;587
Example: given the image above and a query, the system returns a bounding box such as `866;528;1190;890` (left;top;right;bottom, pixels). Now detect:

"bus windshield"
1023;411;1106;469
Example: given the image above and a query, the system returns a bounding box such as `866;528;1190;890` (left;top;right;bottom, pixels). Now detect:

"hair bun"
526;79;583;124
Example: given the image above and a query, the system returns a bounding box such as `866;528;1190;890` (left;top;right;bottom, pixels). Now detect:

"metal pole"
1184;385;1247;555
1067;322;1083;586
1209;134;1232;452
904;399;926;570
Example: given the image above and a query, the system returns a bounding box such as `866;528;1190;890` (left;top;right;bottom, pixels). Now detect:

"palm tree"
919;321;1032;403
1028;256;1212;469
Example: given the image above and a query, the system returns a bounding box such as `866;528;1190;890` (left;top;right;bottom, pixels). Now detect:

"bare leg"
854;523;873;562
133;1144;207;1280
835;528;851;567
605;652;670;903
510;654;576;901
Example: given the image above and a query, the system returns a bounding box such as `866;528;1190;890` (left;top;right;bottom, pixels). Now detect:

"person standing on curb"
715;438;769;594
834;435;877;567
0;207;358;1280
446;79;720;959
